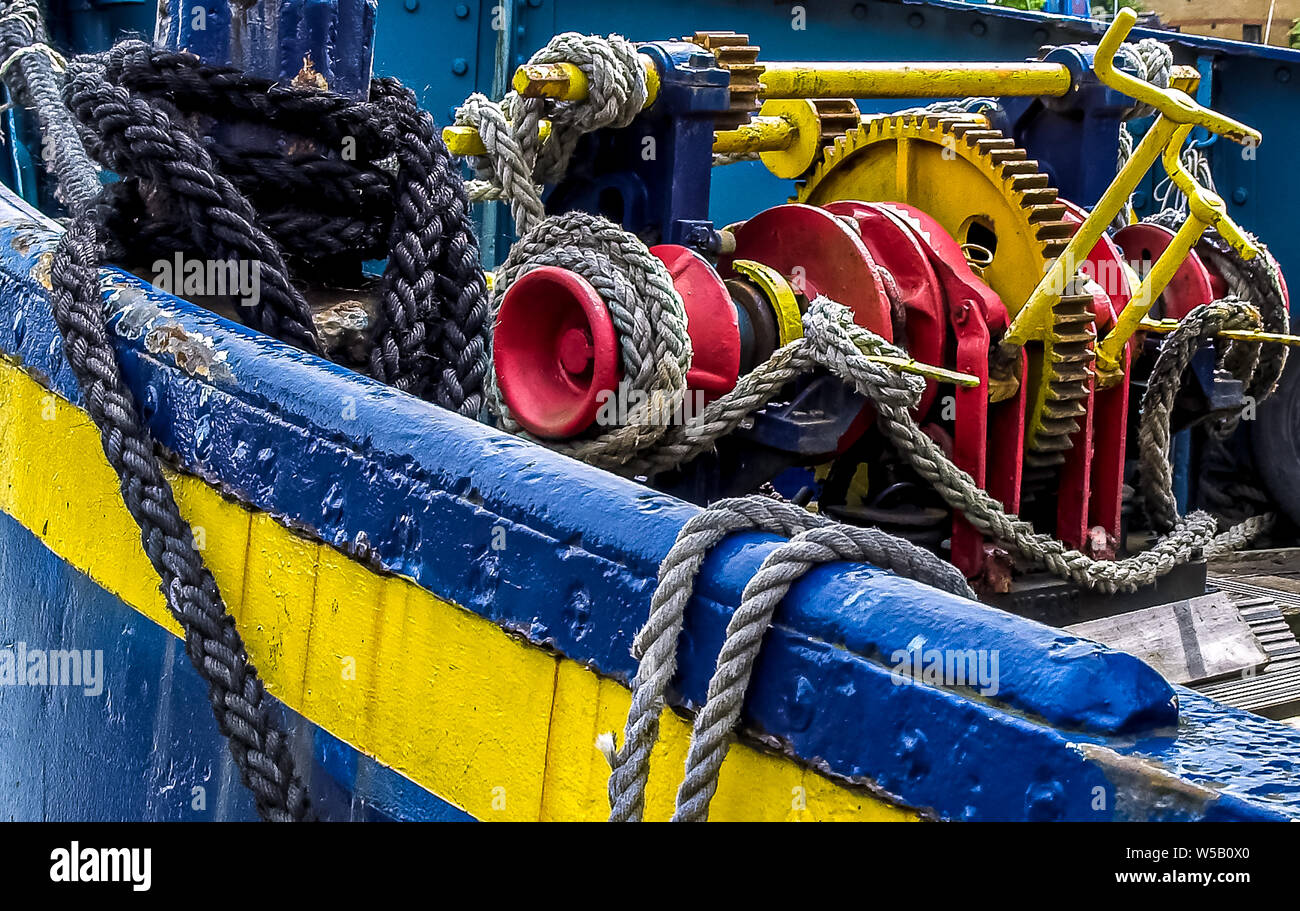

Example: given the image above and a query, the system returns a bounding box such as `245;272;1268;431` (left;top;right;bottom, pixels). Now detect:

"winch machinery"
448;10;1297;591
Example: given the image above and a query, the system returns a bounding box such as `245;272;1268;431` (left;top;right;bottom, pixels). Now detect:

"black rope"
85;41;492;409
50;205;314;822
39;40;492;821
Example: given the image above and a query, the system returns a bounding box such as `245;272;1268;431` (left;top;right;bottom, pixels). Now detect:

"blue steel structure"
550;41;731;253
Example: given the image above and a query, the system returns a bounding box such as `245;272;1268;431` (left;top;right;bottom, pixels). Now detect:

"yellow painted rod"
512;57;661;107
445;116;796;158
758;62;1073;99
1140;320;1300;347
1095;9;1259;145
712;116;798;154
1001;116;1181;353
1094;123;1259;385
443;121;552;157
1096;212;1208;384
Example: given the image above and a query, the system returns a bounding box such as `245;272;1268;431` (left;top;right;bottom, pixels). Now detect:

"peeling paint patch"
144;323;234;381
29;252;52;291
112;289;165;340
6;222;57;256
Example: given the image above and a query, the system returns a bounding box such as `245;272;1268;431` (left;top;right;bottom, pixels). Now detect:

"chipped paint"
144;323;234;381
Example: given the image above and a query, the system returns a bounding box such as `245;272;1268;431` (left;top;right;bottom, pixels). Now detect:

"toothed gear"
686;31;764;130
812;98;862;146
794;113;1095;469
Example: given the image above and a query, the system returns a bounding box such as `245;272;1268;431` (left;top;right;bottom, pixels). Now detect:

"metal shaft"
758;61;1073;99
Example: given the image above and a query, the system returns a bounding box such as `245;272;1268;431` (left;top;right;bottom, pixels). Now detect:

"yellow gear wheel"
794;113;1095;470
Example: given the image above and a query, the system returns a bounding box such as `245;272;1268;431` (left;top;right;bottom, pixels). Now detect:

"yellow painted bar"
513;61;589;100
447;115;793;160
1095;214;1207;385
511;56;661;107
1095;123;1260;385
1140;318;1300;346
712;116;797;155
988;10;1262;360
1094;9;1259;144
758;61;1072;99
443;121;552;157
865;355;982;388
0;359;918;822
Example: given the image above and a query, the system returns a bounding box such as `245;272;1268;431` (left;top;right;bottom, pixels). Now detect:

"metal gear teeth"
815;99;863;145
1024;288;1096;469
793;112;1100;474
686;31;764;131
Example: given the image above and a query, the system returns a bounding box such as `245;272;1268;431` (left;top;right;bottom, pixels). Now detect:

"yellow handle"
1160;124;1256;261
1095;9;1259;145
1001;10;1264;366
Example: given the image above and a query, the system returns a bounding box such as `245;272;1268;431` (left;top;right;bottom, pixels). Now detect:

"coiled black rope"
72;40;491;411
26;33;492;821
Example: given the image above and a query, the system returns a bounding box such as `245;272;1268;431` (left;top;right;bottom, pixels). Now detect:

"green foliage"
989;0;1047;11
1289;18;1300;50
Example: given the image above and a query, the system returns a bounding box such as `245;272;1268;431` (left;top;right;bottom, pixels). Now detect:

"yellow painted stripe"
0;359;915;821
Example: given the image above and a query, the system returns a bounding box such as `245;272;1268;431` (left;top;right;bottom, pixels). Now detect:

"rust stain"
293;53;329;92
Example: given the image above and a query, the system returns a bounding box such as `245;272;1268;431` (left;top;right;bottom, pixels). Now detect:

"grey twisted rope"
607;296;1274;822
801;300;1261;592
484;211;692;469
0;0;98;210
1136;299;1275;540
606;496;972;822
1116;38;1172;120
454;32;647;235
633;298;1264;593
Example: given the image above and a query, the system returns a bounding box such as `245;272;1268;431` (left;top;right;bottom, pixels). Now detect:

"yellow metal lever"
999;8;1262;373
863;355;982;388
1093;11;1259;143
1092;123;1260;385
1138;318;1300;347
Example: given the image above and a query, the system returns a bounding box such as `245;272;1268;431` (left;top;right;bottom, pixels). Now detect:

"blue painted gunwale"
0;185;1298;820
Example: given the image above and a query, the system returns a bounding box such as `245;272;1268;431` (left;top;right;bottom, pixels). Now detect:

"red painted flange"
719;204;893;341
494;266;621;439
650;244;741;399
1114;222;1214;320
822;200;946;417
